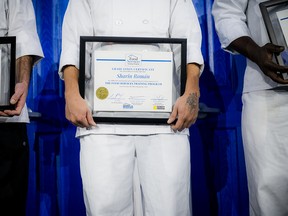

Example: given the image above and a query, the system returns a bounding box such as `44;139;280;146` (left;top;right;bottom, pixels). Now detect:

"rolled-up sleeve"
59;0;93;79
8;0;43;64
170;0;204;69
212;0;250;52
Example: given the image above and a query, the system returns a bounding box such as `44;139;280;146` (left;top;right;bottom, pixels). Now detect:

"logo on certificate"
126;53;142;66
123;103;134;109
96;87;109;100
153;105;165;110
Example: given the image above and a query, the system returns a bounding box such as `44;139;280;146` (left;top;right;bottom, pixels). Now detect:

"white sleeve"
169;0;204;68
212;0;250;51
59;0;93;79
8;0;43;63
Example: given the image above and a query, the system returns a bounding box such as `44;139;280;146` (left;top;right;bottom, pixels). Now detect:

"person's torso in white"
65;0;202;136
0;0;43;123
0;1;27;123
213;0;288;93
244;0;286;93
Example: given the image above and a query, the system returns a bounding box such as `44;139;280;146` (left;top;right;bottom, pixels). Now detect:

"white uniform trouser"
242;90;288;216
79;133;191;216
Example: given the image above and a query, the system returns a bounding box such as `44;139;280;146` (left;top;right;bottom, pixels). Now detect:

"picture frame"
260;0;288;78
79;36;187;124
0;36;16;111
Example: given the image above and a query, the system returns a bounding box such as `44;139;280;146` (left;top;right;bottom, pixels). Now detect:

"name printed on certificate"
277;8;288;45
93;50;173;113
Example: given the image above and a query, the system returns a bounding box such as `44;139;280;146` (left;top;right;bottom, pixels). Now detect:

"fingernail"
10;98;16;104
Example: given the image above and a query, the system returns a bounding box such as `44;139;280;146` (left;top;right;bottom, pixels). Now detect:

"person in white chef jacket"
212;0;288;215
59;0;203;215
0;0;43;215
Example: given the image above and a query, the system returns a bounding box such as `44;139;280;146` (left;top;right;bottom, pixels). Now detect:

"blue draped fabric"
26;0;249;215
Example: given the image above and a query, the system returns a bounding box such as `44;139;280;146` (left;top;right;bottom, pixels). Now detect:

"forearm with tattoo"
186;92;199;113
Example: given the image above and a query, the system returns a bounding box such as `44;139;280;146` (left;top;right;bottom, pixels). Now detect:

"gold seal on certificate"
96;87;109;100
79;36;187;124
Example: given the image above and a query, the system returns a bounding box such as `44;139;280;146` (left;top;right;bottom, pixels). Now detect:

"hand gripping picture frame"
0;36;16;111
260;0;288;78
79;36;187;124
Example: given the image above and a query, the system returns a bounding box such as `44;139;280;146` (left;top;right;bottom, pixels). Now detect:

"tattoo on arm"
186;92;198;113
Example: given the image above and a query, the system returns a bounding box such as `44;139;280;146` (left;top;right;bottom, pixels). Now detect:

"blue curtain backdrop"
26;0;249;215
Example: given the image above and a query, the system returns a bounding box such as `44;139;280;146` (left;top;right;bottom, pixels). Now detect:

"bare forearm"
63;65;96;127
2;55;34;115
228;36;260;62
228;36;288;84
185;63;200;95
63;65;81;98
185;63;200;112
16;55;33;85
167;63;201;129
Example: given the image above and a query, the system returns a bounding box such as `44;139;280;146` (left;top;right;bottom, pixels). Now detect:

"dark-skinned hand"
252;43;288;84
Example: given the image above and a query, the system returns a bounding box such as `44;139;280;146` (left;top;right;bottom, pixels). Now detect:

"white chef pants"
79;133;191;216
242;90;288;216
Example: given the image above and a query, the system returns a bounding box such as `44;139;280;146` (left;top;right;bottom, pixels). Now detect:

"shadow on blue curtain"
26;0;85;216
191;1;249;216
25;0;249;215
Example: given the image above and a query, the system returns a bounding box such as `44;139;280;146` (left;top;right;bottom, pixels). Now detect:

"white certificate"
93;50;173;113
277;9;288;45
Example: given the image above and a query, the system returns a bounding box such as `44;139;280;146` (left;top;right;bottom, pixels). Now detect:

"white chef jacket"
0;0;44;123
59;0;204;136
212;0;288;93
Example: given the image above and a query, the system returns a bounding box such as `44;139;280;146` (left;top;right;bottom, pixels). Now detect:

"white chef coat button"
115;20;123;25
142;19;149;24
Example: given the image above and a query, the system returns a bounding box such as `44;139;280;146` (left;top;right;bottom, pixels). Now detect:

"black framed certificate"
79;36;187;124
260;0;288;78
0;36;16;111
